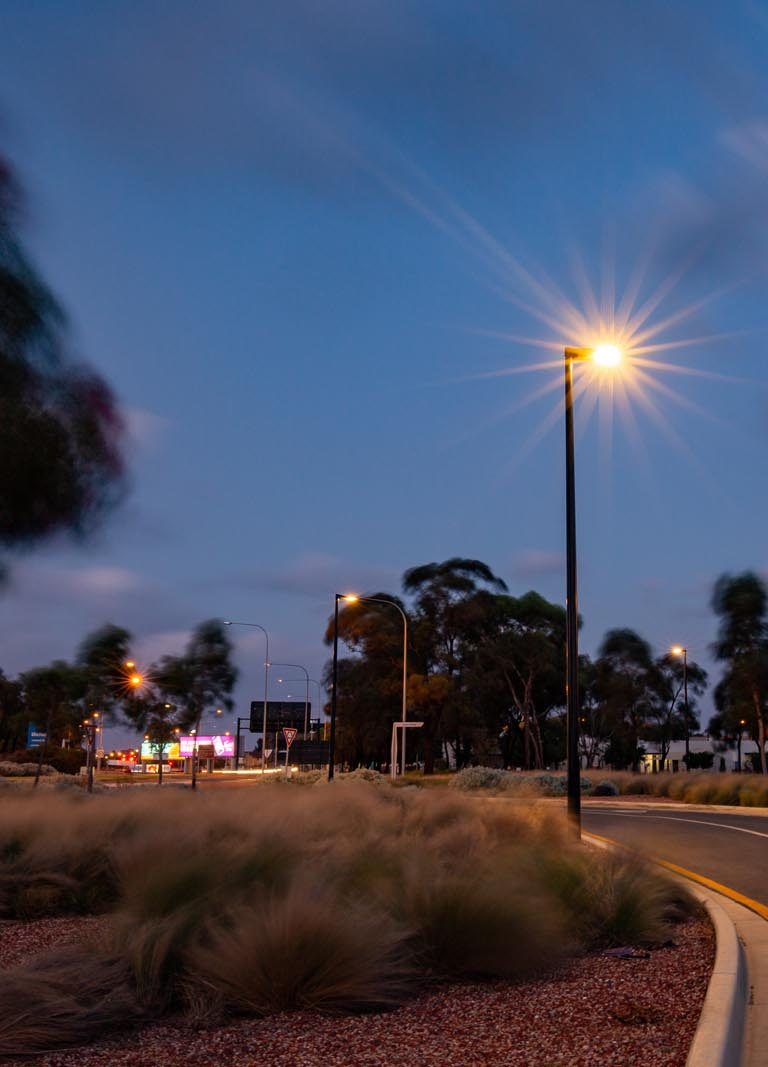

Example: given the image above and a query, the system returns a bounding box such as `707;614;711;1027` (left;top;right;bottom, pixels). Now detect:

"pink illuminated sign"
179;735;235;757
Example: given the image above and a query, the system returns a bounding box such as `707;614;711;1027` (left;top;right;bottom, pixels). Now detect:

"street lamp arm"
223;619;270;772
270;662;311;739
343;594;409;777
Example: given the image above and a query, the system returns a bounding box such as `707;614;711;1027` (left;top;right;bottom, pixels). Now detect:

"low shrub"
451;766;506;791
0;762;57;777
590;780;619;797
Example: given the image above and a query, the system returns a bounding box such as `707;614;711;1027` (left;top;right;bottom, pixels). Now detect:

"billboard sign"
26;724;47;748
140;741;181;761
249;701;311;732
178;734;235;757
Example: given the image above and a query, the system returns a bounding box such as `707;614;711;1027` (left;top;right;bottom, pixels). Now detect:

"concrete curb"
583;832;747;1067
685;888;746;1067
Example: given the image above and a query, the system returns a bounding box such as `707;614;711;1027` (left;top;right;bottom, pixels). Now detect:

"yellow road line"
584;830;768;921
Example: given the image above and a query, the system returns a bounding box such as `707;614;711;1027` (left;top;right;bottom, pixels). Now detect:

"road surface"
583;803;768;906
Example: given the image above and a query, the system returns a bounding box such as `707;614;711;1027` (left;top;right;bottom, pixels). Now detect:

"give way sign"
282;727;298;747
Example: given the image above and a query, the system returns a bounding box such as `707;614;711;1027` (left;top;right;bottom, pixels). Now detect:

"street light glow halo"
592;343;623;367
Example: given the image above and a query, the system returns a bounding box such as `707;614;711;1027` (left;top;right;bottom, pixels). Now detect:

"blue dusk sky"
0;1;767;738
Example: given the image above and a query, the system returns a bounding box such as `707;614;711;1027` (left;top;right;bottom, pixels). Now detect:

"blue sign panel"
26;724;47;748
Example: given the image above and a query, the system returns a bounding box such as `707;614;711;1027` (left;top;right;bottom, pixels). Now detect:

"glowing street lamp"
737;719;746;773
563;343;623;835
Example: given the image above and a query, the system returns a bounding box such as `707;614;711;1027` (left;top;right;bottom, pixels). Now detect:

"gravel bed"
0;916;107;970
0;916;713;1067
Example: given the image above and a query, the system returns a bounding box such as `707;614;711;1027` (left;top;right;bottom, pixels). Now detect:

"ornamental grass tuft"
0;785;700;1056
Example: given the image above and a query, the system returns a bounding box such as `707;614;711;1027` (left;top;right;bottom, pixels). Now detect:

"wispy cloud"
226;552;401;600
511;549;564;579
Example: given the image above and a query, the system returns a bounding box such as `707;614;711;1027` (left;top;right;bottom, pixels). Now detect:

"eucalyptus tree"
76;624;135;722
711;572;768;774
465;590;566;769
403;558;508;773
124;620;238;785
594;629;658;771
21;661;85;785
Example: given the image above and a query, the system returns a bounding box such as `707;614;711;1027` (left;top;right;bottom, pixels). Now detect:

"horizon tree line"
324;559;768;775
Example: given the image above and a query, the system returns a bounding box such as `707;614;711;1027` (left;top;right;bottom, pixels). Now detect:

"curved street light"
329;593;408;780
271;662;311;740
223;620;270;772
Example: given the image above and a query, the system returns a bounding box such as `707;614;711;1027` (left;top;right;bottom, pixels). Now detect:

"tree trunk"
423;733;435;775
754;692;767;775
158;747;164;786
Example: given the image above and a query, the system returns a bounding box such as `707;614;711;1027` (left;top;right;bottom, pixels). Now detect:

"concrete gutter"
685;888;746;1067
583;832;748;1067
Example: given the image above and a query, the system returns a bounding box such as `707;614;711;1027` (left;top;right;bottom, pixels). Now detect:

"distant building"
638;734;760;774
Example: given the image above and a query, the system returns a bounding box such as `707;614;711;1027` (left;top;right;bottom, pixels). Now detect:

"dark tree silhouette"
0;157;124;569
711;572;768;774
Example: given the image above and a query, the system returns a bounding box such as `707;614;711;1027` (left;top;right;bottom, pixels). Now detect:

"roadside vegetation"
450;766;768;806
0;785;697;1057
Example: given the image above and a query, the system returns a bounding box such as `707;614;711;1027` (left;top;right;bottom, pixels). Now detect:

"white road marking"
585;810;768;839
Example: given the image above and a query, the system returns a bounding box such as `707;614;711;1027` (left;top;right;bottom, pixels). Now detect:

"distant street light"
563;344;624;836
671;645;689;768
342;595;409;777
737;718;746;773
329;594;359;781
223;620;270;772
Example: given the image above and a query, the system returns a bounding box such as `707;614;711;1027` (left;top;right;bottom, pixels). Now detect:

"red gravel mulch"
0;916;713;1067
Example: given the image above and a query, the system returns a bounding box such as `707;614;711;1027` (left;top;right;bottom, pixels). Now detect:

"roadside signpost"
390;721;423;779
282;727;297;772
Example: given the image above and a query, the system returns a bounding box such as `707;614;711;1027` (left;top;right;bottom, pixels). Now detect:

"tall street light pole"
737;719;746;772
563;343;622;837
328;594;346;781
671;645;689;769
224;620;270;772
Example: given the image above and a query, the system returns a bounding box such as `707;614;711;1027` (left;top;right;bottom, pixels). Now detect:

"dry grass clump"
185;889;414;1020
0;948;142;1057
0;786;699;1057
584;770;768;806
536;851;696;949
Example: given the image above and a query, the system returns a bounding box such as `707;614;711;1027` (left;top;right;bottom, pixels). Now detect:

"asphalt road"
583;804;768;907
